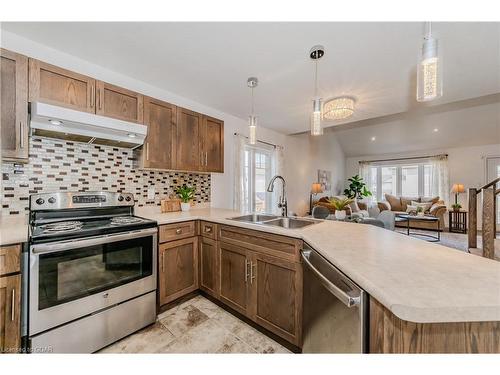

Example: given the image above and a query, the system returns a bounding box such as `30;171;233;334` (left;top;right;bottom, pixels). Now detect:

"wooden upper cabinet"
1;49;29;162
141;97;176;169
29;59;96;113
200;116;224;173
175;107;202;171
96;81;143;124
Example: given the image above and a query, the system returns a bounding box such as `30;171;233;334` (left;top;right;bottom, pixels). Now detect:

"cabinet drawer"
219;225;302;262
0;244;21;276
159;221;196;243
200;221;217;240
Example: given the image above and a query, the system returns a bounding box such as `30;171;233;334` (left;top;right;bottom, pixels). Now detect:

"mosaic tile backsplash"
1;136;211;215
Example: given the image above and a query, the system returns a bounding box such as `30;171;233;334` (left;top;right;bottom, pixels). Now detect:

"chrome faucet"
266;175;288;217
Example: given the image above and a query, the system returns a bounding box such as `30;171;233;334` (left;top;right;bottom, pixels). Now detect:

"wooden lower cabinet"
250;252;302;346
218;239;302;346
0;274;21;353
219;242;250;316
159;237;199;305
199;236;219;298
369;298;500;353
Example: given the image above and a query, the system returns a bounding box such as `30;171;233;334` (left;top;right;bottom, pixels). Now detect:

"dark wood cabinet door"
199;236;219;298
1;49;28;162
219;242;250;316
96;81;144;124
0;274;21;353
29;58;95;113
200;116;224;173
249;252;302;346
175;107;202;171
158;237;198;306
142;97;176;169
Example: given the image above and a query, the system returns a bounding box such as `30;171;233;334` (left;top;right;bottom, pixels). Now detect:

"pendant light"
247;77;258;144
309;45;325;136
417;22;443;102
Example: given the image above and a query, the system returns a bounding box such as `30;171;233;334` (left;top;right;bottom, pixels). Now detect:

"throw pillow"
385;194;403;211
411;200;432;213
421;196;439;204
406;204;418;213
401;196;420;211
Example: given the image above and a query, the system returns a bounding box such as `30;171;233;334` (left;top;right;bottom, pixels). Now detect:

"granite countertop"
136;206;500;324
0;214;29;246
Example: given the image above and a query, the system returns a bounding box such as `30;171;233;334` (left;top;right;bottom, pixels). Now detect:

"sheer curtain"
358;161;375;203
233;135;249;213
430;155;450;205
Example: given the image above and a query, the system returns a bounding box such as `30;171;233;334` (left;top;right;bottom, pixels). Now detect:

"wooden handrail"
478;177;500;192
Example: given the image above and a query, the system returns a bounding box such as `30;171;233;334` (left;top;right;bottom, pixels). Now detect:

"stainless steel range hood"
30;102;148;148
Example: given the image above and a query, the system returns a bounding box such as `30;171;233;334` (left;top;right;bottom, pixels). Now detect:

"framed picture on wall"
317;169;332;191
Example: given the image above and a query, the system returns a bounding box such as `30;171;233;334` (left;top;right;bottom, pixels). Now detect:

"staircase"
468;177;500;259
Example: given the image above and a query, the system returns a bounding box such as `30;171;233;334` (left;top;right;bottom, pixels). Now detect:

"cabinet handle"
204;226;212;233
146;143;149;161
11;288;15;321
205;152;208;166
90;85;95;107
244;259;249;283
19;122;24;149
250;261;256;284
161;252;164;273
175;228;182;234
98;89;102;110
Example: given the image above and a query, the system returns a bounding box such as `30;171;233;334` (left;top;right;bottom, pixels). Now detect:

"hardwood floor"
99;295;290;354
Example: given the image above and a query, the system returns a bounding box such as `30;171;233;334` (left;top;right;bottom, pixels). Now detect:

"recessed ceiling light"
127;133;136;138
433;128;439;132
371;136;376;141
49;119;62;126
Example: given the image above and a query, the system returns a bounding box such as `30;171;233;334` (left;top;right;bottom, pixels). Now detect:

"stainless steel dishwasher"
301;243;368;353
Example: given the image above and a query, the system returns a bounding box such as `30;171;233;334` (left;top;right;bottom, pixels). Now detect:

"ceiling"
2;22;499;135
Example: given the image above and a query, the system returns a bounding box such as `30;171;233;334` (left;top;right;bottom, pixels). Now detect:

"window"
365;162;434;201
243;145;275;213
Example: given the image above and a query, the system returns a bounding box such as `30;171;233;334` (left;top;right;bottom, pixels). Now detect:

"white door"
486;157;500;225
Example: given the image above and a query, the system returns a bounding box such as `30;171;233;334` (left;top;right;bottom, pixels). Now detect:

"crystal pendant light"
417;22;443;102
309;45;325;136
247;77;258;145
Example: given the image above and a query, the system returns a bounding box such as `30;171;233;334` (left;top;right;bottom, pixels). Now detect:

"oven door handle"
31;227;158;254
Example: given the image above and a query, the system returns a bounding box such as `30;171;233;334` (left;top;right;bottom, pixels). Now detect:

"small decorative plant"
343;175;372;200
176;185;195;211
451;203;462;212
329;197;354;220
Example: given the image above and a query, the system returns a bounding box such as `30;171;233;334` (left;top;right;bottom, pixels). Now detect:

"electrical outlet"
147;186;155;200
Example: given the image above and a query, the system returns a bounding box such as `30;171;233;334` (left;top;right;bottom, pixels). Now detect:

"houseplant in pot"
343;175;372;200
176;185;196;212
329;197;353;220
451;203;462;212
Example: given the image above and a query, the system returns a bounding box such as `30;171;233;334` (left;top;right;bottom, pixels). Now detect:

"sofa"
377;194;447;231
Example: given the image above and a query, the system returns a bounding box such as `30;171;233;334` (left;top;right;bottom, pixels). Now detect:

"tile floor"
99;295;291;354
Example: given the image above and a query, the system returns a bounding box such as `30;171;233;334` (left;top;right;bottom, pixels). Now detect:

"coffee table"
396;214;441;242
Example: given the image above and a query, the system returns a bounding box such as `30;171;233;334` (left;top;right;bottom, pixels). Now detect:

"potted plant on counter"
176;185;196;212
329;197;353;220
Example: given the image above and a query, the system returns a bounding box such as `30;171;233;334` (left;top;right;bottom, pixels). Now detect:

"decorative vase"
181;202;191;212
335;210;347;220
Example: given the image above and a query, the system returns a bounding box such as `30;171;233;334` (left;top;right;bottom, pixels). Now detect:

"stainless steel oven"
30;228;157;336
27;191;158;353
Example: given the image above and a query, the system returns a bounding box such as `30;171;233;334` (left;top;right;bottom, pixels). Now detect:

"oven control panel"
30;192;135;210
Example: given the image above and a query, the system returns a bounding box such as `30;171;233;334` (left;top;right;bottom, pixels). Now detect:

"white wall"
345;143;500;226
2;30;339;215
285;132;346;216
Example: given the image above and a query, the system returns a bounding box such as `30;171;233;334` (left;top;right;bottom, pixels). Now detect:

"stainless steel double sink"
228;214;319;229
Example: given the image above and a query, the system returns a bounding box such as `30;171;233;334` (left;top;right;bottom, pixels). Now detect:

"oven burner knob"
117;195;124;202
125;196;132;202
36;198;45;205
48;197;56;204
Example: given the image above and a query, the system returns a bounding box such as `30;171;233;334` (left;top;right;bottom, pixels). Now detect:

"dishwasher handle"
301;250;360;308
